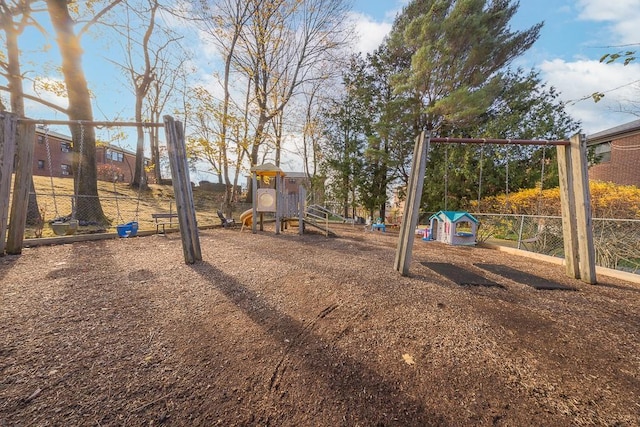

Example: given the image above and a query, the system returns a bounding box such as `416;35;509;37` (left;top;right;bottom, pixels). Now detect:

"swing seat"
117;221;139;238
51;219;78;236
217;210;236;228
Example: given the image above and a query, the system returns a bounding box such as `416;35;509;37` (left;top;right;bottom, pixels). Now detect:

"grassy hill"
15;176;228;238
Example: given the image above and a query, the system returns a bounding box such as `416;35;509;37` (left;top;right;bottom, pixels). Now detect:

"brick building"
34;127;146;183
587;119;640;187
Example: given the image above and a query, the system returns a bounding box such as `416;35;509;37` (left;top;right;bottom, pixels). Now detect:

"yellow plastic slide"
240;209;253;232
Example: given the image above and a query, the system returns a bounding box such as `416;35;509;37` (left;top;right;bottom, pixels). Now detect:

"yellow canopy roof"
250;162;286;177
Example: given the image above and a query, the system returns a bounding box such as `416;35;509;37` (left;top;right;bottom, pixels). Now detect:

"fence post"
517;214;525;250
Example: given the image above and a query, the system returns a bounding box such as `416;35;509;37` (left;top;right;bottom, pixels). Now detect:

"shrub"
98;164;125;182
473;181;640;219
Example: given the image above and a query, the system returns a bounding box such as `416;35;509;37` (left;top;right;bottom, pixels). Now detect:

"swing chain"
43;125;60;218
72;122;85;219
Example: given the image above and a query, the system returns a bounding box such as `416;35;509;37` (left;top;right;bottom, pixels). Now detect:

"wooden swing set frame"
394;132;596;285
0;113;201;265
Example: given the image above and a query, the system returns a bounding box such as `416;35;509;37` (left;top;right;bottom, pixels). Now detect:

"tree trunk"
150;126;162;183
47;0;107;224
2;5;41;225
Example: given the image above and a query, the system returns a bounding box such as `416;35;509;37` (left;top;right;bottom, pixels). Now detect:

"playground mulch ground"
1;223;639;426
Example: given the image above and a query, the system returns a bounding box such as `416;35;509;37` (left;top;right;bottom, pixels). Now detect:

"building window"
594;142;611;163
37;160;45;169
38;135;44;144
61;164;71;176
106;149;124;162
61;142;72;153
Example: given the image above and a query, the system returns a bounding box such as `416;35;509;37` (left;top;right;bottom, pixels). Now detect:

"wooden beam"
275;173;281;235
430;137;569;146
298;186;306;235
570;133;597;284
394;131;429;276
0;113;18;256
164;116;202;264
6;122;36;254
556;142;580;279
16;118;165;127
252;172;258;233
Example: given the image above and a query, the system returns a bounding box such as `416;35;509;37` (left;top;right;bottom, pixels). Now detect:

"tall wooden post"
275;173;281;235
6;121;36;254
557;133;596;284
556;140;580;278
252;172;258;234
394;131;429;276
164;116;202;264
571;133;596;284
298;186;306;235
0;113;18;256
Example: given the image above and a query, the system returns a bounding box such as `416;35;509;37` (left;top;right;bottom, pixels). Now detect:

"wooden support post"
275;173;281;235
556;142;580;279
164;116;202;264
570;133;596;284
0;113;18;256
252;172;258;234
6;121;36;254
298;186;306;235
394;131;429;276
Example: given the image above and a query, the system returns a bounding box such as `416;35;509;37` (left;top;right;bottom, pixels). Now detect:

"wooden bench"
151;212;179;234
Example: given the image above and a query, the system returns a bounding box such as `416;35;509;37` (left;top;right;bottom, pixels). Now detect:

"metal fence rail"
10;186;640;275
475;213;640;274
19;190;228;238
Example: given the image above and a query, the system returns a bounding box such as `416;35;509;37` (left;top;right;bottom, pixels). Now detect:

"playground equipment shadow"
1;226;639;426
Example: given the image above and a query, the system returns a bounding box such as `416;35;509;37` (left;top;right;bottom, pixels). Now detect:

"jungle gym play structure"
246;163;305;235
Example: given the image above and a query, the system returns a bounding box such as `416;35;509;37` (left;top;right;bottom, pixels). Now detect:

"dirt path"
1;225;639;426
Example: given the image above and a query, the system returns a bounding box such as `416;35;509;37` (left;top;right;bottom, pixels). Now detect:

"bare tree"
191;0;252;214
0;0;42;225
45;0;124;224
236;0;351;168
112;0;184;188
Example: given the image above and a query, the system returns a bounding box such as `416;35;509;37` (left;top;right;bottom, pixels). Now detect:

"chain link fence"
11;182;640;275
18;180;247;238
475;213;640;274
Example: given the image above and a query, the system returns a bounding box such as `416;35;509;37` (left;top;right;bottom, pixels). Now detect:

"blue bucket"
116;221;139;238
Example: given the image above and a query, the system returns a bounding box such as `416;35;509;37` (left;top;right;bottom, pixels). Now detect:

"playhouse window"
455;221;473;236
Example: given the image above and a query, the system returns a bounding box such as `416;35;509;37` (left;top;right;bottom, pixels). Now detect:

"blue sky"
15;0;640;150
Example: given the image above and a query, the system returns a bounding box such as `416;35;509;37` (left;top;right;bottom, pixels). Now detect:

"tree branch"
0;85;69;114
78;0;124;39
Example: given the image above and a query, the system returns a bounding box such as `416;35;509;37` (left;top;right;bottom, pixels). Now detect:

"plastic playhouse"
428;211;478;246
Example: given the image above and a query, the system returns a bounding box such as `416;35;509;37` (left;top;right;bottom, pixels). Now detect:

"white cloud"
348;12;392;54
577;0;640;44
540;59;640;133
24;77;69;114
525;1;640;135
